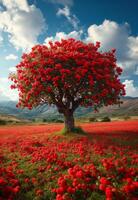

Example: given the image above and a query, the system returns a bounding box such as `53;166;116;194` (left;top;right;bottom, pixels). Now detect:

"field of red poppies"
0;120;138;200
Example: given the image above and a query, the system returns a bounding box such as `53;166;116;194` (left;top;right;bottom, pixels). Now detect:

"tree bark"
64;112;75;132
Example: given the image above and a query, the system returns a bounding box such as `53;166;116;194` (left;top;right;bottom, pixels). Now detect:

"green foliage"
87;192;105;200
89;117;98;122
43;118;64;123
60;126;86;135
42;118;47;122
54;119;64;123
124;115;131;120
101;116;111;122
71;126;86;134
0;119;7;125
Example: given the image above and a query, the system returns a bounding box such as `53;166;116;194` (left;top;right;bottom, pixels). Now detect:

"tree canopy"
10;38;125;132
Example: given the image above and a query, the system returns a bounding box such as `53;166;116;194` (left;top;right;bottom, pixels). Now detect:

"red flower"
105;187;113;199
36;189;43;196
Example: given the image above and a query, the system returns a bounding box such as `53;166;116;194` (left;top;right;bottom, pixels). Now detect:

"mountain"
0;101;57;119
0;97;138;120
0;101;93;120
83;97;138;118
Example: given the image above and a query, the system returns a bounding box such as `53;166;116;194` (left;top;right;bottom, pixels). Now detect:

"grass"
55;126;86;136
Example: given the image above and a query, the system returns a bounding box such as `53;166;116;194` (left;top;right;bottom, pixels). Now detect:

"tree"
10;39;125;132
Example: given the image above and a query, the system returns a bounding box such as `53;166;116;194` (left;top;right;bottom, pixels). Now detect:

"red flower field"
0;120;138;200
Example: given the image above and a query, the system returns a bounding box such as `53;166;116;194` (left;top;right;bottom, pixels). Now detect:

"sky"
0;0;138;101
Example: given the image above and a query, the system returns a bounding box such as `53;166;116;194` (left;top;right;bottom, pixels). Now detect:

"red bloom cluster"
9;39;125;111
54;164;97;200
0;167;20;199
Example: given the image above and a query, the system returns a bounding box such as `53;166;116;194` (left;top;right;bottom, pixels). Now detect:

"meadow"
0;120;138;200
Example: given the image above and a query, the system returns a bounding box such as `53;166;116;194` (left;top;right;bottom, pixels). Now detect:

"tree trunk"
64;112;75;132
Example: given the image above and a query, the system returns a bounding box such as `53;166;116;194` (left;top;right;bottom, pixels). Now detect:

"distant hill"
0;101;93;120
0;97;138;120
0;101;56;119
0;114;29;124
83;97;138;118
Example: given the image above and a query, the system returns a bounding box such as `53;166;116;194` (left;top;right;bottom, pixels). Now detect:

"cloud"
135;67;138;75
5;54;18;60
0;77;18;101
57;6;79;29
0;25;3;44
9;67;16;72
49;0;73;6
0;32;3;44
44;30;83;46
0;0;29;11
0;0;45;50
86;20;138;76
123;80;138;97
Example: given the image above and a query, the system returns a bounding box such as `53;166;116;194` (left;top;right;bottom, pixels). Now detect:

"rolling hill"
0;97;138;120
84;97;138;118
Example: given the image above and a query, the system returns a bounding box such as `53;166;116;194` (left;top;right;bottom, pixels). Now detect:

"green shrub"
42;118;64;123
0;119;7;125
54;119;64;123
89;117;97;122
124;115;131;120
101;116;111;122
60;126;86;135
42;118;47;122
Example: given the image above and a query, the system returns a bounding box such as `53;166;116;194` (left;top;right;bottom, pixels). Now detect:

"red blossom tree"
10;38;125;132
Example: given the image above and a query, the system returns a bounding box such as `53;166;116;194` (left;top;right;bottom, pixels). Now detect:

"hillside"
0;101;93;120
84;97;138;118
0;97;138;120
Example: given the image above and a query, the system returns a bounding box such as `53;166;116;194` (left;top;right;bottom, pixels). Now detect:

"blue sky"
0;0;138;101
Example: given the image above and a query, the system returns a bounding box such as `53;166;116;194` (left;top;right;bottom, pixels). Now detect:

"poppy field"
0;120;138;200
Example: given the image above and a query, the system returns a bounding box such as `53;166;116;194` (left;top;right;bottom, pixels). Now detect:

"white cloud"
0;0;45;50
0;0;29;11
5;54;18;60
9;67;16;72
86;20;138;76
0;77;18;101
128;36;138;61
0;32;3;44
0;26;3;45
57;6;79;29
49;0;73;6
44;30;83;46
123;80;138;97
57;5;70;16
135;67;138;75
